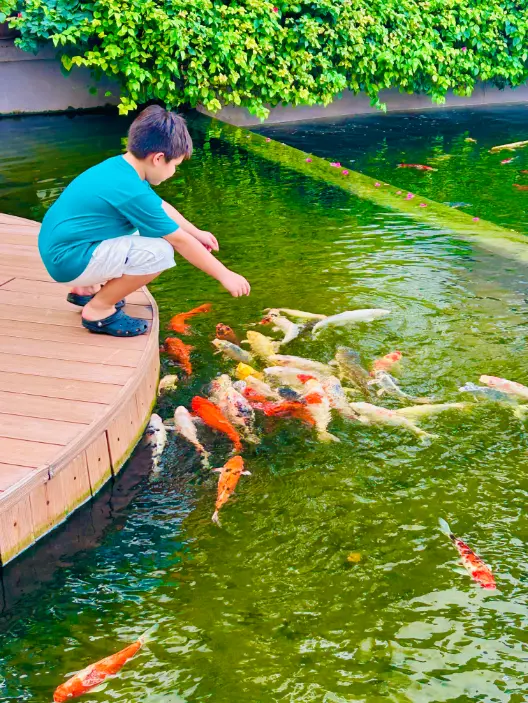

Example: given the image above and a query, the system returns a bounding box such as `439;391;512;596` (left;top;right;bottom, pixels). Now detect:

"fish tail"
317;430;341;443
212;510;221;526
438;518;455;540
200;450;211;469
138;623;159;646
418;431;437;444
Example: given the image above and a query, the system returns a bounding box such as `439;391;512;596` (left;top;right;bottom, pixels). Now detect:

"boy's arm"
164;228;250;297
162;201;218;251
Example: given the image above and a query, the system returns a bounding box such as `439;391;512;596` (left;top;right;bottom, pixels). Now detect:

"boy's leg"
82;272;161;322
70;284;101;296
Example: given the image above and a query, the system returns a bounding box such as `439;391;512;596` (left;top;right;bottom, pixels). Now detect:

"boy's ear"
151;152;166;166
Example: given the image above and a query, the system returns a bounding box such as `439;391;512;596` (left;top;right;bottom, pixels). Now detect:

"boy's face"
146;153;185;185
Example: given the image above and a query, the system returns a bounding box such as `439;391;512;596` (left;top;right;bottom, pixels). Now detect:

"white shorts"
65;233;175;287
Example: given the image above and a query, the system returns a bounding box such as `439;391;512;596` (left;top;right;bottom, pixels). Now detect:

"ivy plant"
9;0;528;118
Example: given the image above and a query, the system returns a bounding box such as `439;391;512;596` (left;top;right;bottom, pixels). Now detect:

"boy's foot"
82;309;149;337
67;292;125;309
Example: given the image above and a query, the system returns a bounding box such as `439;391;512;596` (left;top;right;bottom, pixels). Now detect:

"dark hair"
127;105;193;161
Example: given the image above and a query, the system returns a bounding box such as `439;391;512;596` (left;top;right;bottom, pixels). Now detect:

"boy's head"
127;105;193;185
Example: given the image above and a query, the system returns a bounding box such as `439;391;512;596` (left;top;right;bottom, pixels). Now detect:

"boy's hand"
220;271;251;297
194;230;219;252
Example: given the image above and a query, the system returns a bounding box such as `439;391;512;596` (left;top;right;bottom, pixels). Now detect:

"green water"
1;111;528;702
255;104;528;236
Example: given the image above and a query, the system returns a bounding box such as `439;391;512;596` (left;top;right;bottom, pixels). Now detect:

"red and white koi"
439;518;496;590
300;377;340;442
397;163;437;171
209;374;260;443
479;375;528;401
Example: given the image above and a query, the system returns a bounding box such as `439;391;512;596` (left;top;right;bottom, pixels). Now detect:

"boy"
38;105;250;337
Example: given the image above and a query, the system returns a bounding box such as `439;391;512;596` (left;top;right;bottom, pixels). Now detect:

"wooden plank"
126;304;154;320
31;454;91;540
0;267;51;282
0;391;106;424
0;336;143;367
0;290;89;312
0;278;149;305
0;318;148;350
107;395;143;474
0;232;38;246
0;303;83;327
0;275;14;287
0;436;59;467
0;352;134;384
85;432;112;494
0;213;38;226
0;413;86;445
0;464;37;492
0;371;122;403
0;494;35;565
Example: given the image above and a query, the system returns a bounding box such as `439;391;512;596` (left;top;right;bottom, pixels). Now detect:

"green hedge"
7;0;528;118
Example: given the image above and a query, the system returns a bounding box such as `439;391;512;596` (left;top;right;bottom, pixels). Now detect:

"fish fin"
418;431;437;444
163;424;176;431
240;340;250;346
513;405;528;421
139;623;159;646
212;468;223;473
317;430;341;443
212;510;221;525
242;470;252;475
246;433;261;445
200;451;211;469
328;360;338;367
438;518;455;539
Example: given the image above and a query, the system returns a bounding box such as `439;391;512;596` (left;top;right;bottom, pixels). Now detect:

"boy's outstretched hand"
194;230;219;252
220;270;251;297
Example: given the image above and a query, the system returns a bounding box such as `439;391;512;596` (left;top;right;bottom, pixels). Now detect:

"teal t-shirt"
38;155;179;282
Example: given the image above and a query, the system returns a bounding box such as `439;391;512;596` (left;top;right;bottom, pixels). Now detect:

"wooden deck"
0;214;160;566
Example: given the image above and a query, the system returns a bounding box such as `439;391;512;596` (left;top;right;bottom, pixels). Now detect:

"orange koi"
191;396;242;452
216;323;240;345
513;183;528;191
53;626;156;702
168;303;212;334
212;456;251;524
243;387;270;404
164;337;193;375
397;163;436;171
252;399;315;425
371;350;402;375
439;519;496;590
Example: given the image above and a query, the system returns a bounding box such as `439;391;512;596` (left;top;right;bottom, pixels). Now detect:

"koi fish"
212;456;251;524
164;337;193;375
464;138;477;143
368;370;412;399
261;310;302;344
173;406;210;467
212;339;254;364
244;330;281;359
300;377;340;442
479;375;528;401
349;402;434;442
53;625;157;702
235;362;264;381
501;157;516;164
144;414;167;467
397;163;437;171
268;354;333;376
216;323;240;345
158;374;178;394
252;399;315;426
191;396;243;452
334;347;371;395
490;139;528;153
520;170;528;174
395;402;470;419
169;303;212;334
513;183;528;191
459;382;515;403
209;374;259;443
371;351;402;375
241;374;281;400
264;307;326;321
264;366;313;388
438;518;496;590
320;375;359;421
312;309;390;337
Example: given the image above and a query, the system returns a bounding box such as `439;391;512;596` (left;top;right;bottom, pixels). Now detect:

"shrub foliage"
8;0;528;118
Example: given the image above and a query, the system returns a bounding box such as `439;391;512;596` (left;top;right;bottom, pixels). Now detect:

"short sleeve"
118;189;179;238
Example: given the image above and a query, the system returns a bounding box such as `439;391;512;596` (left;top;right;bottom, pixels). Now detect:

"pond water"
1;111;528;703
255;104;528;236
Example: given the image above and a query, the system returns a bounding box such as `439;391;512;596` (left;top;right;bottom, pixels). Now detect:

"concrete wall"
0;40;119;115
199;83;528;126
